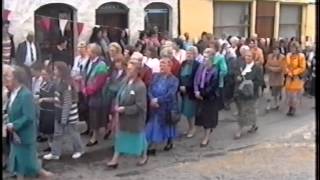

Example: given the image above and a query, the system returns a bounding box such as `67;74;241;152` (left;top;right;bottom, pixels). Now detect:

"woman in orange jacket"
284;41;306;116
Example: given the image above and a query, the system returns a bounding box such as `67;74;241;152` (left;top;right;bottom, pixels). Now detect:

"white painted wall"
4;0;178;46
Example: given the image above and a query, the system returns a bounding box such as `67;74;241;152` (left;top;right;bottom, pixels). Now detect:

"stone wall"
4;0;178;46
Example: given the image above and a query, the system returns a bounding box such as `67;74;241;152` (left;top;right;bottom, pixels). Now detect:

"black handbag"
166;111;181;125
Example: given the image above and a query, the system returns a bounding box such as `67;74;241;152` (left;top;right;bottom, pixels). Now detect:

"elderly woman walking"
178;46;200;138
43;62;85;160
107;58;148;168
103;56;127;139
145;57;179;154
234;50;264;139
284;42;306;116
82;43;109;146
265;43;286;111
3;65;53;179
194;48;220;147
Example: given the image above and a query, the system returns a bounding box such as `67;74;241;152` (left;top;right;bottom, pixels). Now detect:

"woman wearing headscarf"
4;65;53;179
178;46;200;138
265;42;286;111
194;48;220;147
145;57;179;154
234;50;264;139
107;58;148;168
284;42;306;116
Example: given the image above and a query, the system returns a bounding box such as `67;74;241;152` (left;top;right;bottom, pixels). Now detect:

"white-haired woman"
4;65;53;179
178;46;200;138
107;58;148;168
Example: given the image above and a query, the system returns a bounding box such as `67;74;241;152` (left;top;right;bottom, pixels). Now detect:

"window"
145;3;170;33
279;5;301;39
214;2;250;37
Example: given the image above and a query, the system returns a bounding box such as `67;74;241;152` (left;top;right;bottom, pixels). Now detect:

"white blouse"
143;57;160;73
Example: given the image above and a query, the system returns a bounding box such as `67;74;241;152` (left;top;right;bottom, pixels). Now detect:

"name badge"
130;90;135;95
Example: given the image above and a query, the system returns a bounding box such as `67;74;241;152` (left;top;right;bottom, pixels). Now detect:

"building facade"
180;0;316;43
3;0;178;59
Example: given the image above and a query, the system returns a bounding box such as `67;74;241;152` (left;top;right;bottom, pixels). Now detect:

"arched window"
144;3;171;34
34;3;76;60
96;2;129;42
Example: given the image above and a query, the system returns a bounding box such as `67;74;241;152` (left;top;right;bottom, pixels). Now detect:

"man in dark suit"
16;32;42;89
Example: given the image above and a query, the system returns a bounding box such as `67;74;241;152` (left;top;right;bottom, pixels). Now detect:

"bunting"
59;19;68;36
40;16;51;32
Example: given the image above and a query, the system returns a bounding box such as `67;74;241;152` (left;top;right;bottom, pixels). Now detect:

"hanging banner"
40;17;51;32
77;22;84;36
2;9;11;21
59;19;68;36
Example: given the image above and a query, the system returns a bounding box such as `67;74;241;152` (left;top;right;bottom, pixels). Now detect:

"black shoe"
43;147;51;152
37;136;48;143
147;149;156;156
81;130;90;136
86;140;98;147
248;125;258;133
107;163;118;169
104;130;111;140
200;140;210;148
163;143;173;151
286;107;293;116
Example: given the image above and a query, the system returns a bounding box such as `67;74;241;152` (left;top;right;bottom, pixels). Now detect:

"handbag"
166;110;181;125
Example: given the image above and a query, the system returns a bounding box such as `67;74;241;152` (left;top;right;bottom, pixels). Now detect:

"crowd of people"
2;20;316;179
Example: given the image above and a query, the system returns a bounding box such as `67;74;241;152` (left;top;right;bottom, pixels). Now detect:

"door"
96;2;128;42
256;1;275;38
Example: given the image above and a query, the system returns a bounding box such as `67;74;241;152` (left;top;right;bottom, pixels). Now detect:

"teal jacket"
212;54;228;88
8;87;37;145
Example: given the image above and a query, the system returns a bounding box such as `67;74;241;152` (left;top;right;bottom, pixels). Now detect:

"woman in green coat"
3;65;53;179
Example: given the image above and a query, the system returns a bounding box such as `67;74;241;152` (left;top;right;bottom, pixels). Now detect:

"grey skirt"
235;99;257;128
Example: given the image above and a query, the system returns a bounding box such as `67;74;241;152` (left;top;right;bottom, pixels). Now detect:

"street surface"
3;95;316;180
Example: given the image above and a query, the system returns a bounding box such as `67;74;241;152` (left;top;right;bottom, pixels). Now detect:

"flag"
59;19;68;36
40;17;51;32
77;22;84;36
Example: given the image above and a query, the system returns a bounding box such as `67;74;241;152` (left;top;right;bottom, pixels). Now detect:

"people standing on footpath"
193;48;221;147
82;43;110;147
265;42;286;111
71;42;90;135
2;20;15;65
38;66;56;152
103;55;127;139
233;50;264;139
107;58;148;169
284;42;306;116
145;57;179;155
43;61;85;160
178;46;200;138
3;65;53;179
16;32;42;90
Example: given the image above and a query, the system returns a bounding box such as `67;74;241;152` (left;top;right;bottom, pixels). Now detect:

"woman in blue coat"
3;65;53;179
145;57;179;154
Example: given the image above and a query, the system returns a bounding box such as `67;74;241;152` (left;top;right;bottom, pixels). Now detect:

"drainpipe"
177;0;181;36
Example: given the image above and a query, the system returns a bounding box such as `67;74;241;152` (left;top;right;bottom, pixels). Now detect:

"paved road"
3;96;315;180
